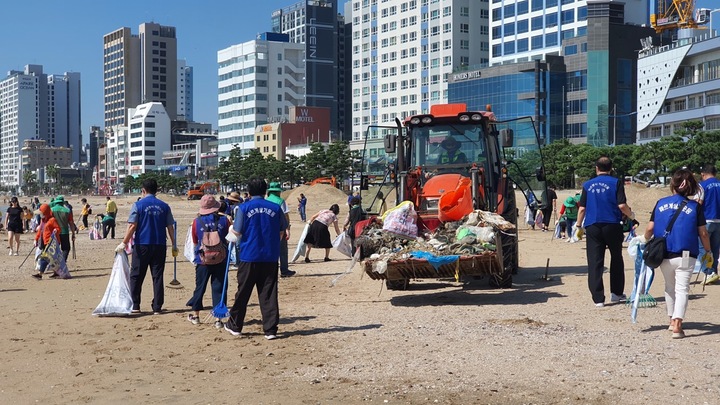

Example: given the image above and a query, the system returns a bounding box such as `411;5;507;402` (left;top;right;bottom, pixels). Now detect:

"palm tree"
45;165;59;194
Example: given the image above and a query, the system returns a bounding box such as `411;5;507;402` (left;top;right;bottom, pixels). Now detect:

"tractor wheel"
386;279;409;290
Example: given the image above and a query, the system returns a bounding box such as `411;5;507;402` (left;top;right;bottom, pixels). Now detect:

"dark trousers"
541;207;553;228
59;233;71;261
130;244;167;312
227;261;279;335
103;223;115;239
586;223;625;304
186;260;228;311
81;215;89;228
279;238;290;274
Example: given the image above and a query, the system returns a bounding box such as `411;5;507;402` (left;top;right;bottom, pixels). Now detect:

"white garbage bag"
92;253;133;316
291;223;310;262
183;225;195;263
332;231;353;258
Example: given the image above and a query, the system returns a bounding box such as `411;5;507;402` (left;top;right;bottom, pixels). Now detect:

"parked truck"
357;103;548;289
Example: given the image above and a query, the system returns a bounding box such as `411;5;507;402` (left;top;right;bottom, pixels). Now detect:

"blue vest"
237;197;283;262
582;174;622;227
134;195;173;245
701;177;720;220
193;214;230;265
653;195;702;257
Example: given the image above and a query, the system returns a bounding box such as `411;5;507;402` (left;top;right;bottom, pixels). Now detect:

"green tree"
324;140;355;181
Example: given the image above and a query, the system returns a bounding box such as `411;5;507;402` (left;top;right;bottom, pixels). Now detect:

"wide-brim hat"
268;182;282;192
198;194;221;215
564;196;577;207
440;137;460;149
227;191;242;202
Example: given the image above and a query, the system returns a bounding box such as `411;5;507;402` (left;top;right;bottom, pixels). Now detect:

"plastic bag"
291;223;310;262
455;225;494;244
183;225;195;262
92;253;133;316
332;231;353;258
382;201;418;239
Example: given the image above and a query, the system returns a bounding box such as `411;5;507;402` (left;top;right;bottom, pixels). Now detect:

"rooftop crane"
651;0;711;34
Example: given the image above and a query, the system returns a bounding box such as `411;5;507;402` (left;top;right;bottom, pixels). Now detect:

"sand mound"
285;184;349;217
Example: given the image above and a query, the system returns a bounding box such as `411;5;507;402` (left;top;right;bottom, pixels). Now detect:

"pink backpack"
199;216;227;265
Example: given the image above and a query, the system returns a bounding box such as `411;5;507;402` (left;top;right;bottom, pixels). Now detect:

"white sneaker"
264;334;278;340
595;302;605;308
8;250;13;256
14;252;18;256
610;293;627;303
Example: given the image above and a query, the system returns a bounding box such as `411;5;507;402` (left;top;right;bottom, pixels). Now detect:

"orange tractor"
358;103;548;289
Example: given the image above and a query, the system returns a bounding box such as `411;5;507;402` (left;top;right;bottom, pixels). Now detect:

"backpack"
199;215;227;265
87;205;93;215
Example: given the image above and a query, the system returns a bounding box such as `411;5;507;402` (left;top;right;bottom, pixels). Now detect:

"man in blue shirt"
115;179;177;314
224;178;287;340
575;157;635;307
698;164;720;285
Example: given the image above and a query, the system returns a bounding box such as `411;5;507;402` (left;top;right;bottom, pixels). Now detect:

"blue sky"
0;0;715;144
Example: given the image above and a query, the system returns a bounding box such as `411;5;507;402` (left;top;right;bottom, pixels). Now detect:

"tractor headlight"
459;114;470;122
421;116;432;124
471;113;482;121
410;117;421;125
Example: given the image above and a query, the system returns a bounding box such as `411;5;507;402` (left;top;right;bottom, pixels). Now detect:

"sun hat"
564;196;577;207
227;191;242;202
198;194;221;215
268;182;282;192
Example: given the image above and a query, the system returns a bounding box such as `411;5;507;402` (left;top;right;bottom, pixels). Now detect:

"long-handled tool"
71;234;76;260
166;221;183;291
208;241;233;322
19;245;36;269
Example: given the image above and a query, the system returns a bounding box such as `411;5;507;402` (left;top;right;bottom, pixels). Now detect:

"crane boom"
650;0;707;34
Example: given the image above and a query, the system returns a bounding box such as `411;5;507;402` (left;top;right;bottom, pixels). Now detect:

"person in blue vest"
697;164;720;285
224;178;287;340
635;168;712;338
575;156;635;307
115;179;177;314
186;194;231;328
437;136;467;165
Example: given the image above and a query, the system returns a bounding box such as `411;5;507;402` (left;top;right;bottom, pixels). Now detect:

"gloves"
701;252;713;269
572;225;584;240
34;240;38;248
172;247;179;257
115;242;127;253
225;232;238;244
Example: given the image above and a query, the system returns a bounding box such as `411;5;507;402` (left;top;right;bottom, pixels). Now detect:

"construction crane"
650;0;710;34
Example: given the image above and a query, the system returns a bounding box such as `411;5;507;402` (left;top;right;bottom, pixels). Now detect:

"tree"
324;141;354;181
45;165;59;194
22;170;38;195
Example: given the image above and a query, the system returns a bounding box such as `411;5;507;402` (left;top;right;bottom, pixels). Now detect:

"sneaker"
595;302;605;308
214;320;224;329
14;252;18;256
704;272;720;285
187;314;200;325
8;250;13;256
281;270;296;278
224;324;241;337
153;310;162;315
324;257;331;262
131;309;141;314
264;334;278;340
31;273;42;280
304;257;310;263
610;293;627;303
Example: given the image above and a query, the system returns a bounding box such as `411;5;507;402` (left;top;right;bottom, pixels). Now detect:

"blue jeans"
186;261;227;311
299;206;306;222
698;222;720;274
565;218;576;237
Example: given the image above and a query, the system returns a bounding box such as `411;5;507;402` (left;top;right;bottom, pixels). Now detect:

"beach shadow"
390;289;565;307
285;323;383;337
641;322;720;337
0;288;27;293
520;265;588;277
67;273;109;280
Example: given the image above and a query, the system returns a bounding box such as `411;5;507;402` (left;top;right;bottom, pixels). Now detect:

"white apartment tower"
177;59;193;121
216;33;305;158
127;102;171;176
103;23;178;129
348;0;489;142
0;65;81;187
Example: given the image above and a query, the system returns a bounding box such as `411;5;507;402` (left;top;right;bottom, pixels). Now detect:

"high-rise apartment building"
0;65;81;187
217;33;305;158
271;0;342;138
489;0;649;66
103;23;178;129
347;0;489;147
177;59;193;121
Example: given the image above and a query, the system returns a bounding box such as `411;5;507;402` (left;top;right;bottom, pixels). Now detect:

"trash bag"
92;253;133;316
534;210;544;228
291;223;310;262
332;231;353;258
183;225;195;263
382;201;418;239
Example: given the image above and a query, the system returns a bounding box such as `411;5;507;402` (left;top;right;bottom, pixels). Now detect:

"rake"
166;221;184;293
208;241;233;321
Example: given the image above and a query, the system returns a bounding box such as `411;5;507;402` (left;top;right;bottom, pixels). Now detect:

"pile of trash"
356;209;515;265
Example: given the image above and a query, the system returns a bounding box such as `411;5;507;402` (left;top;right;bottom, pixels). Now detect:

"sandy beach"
0;185;718;404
